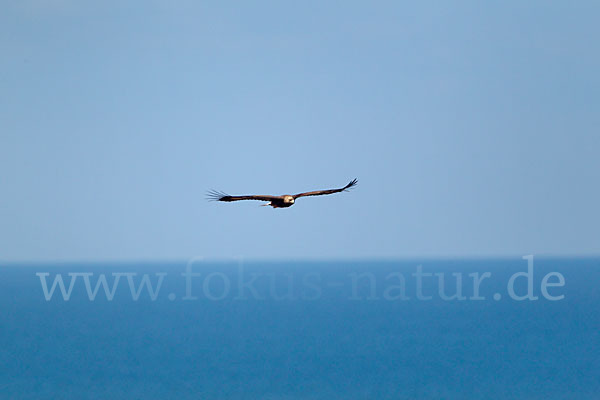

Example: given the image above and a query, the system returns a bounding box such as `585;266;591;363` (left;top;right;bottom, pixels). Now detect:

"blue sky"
1;1;599;261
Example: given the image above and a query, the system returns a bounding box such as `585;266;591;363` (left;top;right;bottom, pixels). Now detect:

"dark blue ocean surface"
1;257;599;399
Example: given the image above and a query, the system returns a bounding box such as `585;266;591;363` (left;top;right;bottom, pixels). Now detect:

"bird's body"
208;179;357;209
264;195;295;208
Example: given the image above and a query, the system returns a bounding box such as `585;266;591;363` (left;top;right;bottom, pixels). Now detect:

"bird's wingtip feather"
206;190;229;201
344;178;358;190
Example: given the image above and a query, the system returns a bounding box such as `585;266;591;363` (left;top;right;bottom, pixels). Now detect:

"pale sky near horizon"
1;1;599;261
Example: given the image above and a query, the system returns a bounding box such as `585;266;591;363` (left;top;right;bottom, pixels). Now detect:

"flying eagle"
207;179;357;208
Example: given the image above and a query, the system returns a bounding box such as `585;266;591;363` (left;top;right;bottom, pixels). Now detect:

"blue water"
1;257;599;399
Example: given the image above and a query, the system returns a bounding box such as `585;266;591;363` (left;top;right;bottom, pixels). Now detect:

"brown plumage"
207;179;357;208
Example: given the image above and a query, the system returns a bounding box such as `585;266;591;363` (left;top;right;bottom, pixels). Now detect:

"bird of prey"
207;179;357;208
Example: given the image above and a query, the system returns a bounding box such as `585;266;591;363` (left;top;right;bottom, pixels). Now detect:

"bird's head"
283;195;294;204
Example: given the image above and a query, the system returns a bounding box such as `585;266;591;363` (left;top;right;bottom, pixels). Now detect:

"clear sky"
1;1;599;261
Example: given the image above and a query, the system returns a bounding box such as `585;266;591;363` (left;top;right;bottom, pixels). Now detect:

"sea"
1;257;599;399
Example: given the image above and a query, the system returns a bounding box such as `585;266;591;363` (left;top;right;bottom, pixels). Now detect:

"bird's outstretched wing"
293;178;358;199
207;190;281;202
